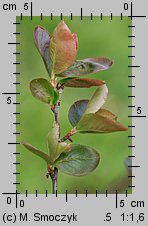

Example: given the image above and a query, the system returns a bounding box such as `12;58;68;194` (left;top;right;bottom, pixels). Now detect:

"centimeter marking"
2;189;128;208
1;1;147;196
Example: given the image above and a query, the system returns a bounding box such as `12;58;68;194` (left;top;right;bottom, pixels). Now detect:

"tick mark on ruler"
8;142;20;144
8;43;20;45
128;165;140;168
128;25;135;28
128;65;140;68
81;8;82;20
76;190;77;197
128;115;146;118
105;190;107;197
86;190;87;197
31;2;33;20
101;13;103;20
2;92;20;95
66;190;68;202
121;13;123;20
115;190;118;208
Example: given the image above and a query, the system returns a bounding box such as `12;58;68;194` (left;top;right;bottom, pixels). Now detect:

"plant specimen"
22;21;128;194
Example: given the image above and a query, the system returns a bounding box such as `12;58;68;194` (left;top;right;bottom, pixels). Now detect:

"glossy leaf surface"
68;100;89;127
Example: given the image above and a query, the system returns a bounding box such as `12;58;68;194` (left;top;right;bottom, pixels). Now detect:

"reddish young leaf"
50;20;78;75
59;77;105;88
76;113;128;133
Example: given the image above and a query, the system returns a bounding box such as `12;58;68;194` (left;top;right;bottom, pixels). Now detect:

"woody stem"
50;86;64;194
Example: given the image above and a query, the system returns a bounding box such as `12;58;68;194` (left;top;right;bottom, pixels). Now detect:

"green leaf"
54;144;100;176
84;84;108;114
68;100;89;127
53;89;59;105
34;26;51;75
59;77;105;88
76;113;128;133
50;21;78;75
22;141;51;164
47;123;59;159
30;78;55;104
58;57;113;77
95;108;117;120
47;123;71;162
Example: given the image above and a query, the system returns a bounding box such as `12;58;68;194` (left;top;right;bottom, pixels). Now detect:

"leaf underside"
34;26;51;75
84;84;108;114
58;57;113;77
22;141;51;164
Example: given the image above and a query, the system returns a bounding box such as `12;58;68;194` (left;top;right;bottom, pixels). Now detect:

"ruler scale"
0;0;147;225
